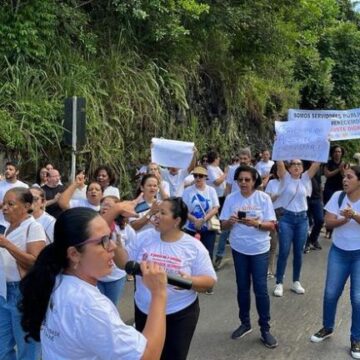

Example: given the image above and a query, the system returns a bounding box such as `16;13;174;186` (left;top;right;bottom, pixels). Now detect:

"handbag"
195;193;221;232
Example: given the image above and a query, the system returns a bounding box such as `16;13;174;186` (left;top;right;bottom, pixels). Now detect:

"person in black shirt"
42;169;65;218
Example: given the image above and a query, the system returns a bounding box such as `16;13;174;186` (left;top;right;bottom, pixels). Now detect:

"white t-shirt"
129;201;155;234
0;179;29;202
69;199;100;212
41;275;146;360
206;165;226;197
157;180;170;200
265;179;281;209
255;160;274;177
325;191;360;251
226;164;239;193
127;229;217;315
1;216;46;281
103;186;120;199
220;190;276;255
182;185;220;232
36;212;56;244
276;171;312;212
160;169;189;197
100;225;136;282
184;174;194;187
72;186;87;200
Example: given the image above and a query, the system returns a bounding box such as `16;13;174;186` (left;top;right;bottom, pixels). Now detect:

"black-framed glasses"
194;174;206;178
76;235;112;250
237;177;252;183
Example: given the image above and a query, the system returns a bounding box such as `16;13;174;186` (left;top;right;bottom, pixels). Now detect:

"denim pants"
186;229;217;261
276;210;308;284
97;277;126;306
0;282;40;360
232;249;271;332
323;245;360;341
215;229;229;258
307;198;324;245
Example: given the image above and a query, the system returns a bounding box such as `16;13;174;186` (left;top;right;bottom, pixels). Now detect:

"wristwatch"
257;222;262;230
352;211;358;219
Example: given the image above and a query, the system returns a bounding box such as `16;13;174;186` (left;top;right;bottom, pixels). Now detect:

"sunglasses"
237;177;252;183
76;235;112;250
194;174;206;178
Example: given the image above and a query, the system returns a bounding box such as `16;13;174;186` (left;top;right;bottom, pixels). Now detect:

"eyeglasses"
76;235;112;250
193;174;206;178
237;177;252;183
290;162;303;166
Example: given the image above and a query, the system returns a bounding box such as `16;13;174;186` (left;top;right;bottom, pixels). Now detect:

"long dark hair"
19;207;99;341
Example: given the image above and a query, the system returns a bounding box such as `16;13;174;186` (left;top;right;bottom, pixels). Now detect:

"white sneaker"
291;281;305;294
273;283;283;297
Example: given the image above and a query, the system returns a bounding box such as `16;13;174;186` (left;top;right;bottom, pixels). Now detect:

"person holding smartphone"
130;174;161;233
220;165;278;348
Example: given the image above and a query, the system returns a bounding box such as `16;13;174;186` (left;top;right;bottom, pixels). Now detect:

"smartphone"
238;211;247;219
135;201;150;214
0;225;6;235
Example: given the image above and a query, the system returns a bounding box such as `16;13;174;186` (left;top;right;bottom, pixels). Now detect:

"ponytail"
19;243;66;341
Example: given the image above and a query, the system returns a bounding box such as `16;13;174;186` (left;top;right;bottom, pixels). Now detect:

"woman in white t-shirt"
0;187;46;360
20;207;168;360
264;163;281;278
130;174;161;233
311;166;360;358
206;150;226;202
30;187;56;243
182;166;220;263
58;172;103;212
97;196;135;306
94;165;120;198
115;197;216;360
220;165;278;348
273;160;320;298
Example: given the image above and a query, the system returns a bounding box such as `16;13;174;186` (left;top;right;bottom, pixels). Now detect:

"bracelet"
352;211;358;219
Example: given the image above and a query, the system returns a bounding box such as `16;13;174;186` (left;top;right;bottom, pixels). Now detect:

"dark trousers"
307;198;324;245
232;249;271;332
135;298;200;360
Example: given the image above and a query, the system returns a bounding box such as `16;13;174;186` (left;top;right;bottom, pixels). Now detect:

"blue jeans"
216;230;229;258
276;210;308;284
307;198;324;245
0;282;40;360
232;249;271;331
323;245;360;341
97;277;126;306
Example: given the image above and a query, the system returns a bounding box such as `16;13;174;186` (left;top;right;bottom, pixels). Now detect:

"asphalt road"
119;233;352;360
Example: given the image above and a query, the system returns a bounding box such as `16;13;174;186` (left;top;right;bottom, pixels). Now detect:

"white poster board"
272;120;331;163
288;108;360;141
151;138;194;169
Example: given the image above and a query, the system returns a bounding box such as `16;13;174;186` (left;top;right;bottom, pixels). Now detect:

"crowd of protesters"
0;143;359;359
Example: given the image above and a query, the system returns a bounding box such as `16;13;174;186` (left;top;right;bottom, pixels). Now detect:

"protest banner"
272;120;331;163
151;138;194;168
288;108;360;141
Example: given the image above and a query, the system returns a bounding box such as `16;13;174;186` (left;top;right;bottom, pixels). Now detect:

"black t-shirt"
42;184;65;219
324;160;343;191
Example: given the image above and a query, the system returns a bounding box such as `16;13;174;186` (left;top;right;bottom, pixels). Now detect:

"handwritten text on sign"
288;108;360;141
272;120;331;163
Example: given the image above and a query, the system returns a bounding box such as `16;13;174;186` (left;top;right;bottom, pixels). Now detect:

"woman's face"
30;189;44;213
75;216;115;281
86;183;103;205
288;160;303;178
148;164;160;175
40;168;48;182
343;169;360;194
237;171;255;194
153;201;179;234
141;177;158;198
100;197;116;215
96;169;110;187
194;173;206;187
2;192;29;224
332;147;343;162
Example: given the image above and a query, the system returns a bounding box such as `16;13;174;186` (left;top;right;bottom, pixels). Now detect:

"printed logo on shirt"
188;193;210;232
41;322;60;342
141;251;183;274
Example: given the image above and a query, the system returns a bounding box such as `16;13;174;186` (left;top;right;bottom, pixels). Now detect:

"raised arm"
276;161;287;179
307;162;321;179
58;173;85;210
187;147;198;174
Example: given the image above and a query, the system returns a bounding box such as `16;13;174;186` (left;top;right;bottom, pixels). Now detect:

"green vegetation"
0;0;360;195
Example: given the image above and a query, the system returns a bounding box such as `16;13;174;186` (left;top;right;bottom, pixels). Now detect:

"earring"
73;263;78;270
